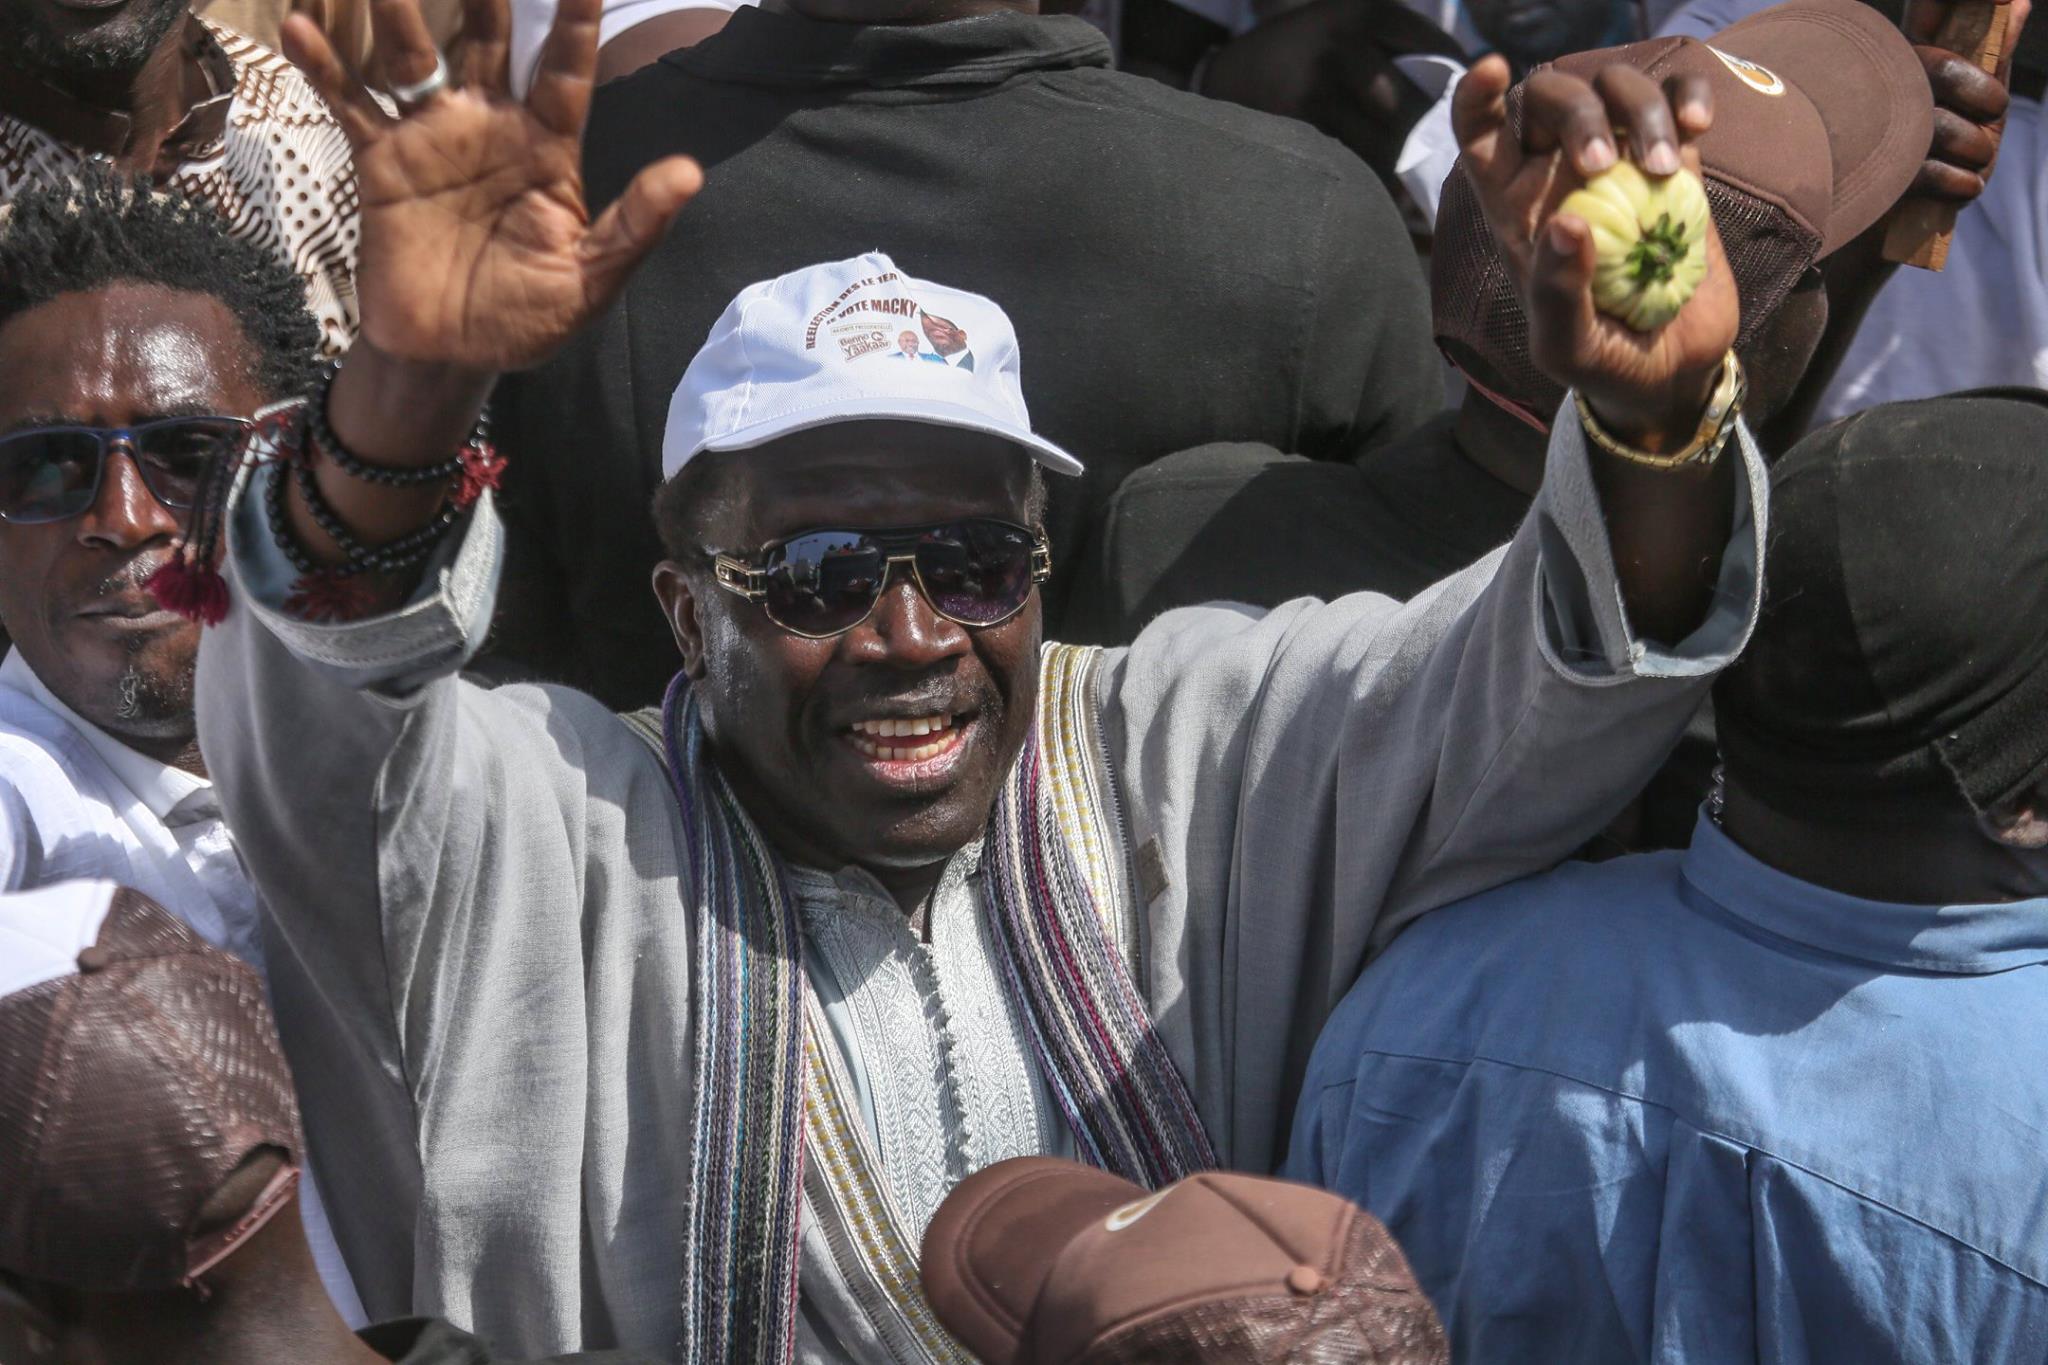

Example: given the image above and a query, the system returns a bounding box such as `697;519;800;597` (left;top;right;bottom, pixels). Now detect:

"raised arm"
1451;54;1741;644
191;0;702;1322
277;0;700;573
1104;58;1764;1170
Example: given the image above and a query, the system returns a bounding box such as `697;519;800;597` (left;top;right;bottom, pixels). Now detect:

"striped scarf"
661;644;1214;1365
663;684;808;1364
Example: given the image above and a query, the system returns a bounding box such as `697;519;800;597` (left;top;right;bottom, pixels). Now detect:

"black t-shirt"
488;8;1439;708
1072;412;1531;639
359;1317;660;1364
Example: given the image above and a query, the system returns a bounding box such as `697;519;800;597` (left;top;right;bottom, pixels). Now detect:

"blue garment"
1285;814;2048;1363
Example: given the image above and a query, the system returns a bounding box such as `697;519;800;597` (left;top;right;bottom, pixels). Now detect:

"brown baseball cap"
1433;0;1934;418
0;887;304;1292
920;1158;1448;1364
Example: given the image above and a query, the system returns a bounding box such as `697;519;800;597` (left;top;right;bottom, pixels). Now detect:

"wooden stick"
1882;0;2012;270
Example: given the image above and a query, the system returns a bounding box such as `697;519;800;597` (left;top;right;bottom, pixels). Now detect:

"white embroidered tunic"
796;845;1070;1243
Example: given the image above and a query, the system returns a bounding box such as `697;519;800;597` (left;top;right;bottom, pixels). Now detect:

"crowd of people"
0;0;2042;1355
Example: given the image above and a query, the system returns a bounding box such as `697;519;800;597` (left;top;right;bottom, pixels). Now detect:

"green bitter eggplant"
1558;161;1710;332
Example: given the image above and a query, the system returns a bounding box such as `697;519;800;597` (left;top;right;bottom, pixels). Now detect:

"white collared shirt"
0;650;260;967
0;649;366;1327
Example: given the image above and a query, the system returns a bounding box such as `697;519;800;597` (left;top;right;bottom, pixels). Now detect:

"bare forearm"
595;7;735;83
284;344;496;566
1584;364;1737;645
1589;441;1736;644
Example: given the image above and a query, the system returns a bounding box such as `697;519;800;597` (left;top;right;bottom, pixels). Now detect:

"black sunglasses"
0;417;251;526
713;518;1052;639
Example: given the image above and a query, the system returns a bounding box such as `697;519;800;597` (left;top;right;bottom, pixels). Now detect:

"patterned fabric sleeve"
193;22;363;355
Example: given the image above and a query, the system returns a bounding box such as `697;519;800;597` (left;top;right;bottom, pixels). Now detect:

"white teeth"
847;719;961;763
851;714;954;739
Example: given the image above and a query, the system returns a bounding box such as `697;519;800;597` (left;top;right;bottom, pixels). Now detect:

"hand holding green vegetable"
1562;160;1712;331
1452;55;1739;452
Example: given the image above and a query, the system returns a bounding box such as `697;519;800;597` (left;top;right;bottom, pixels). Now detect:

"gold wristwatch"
1574;350;1746;471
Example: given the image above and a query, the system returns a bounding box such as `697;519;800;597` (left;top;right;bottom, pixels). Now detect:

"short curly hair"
0;170;323;400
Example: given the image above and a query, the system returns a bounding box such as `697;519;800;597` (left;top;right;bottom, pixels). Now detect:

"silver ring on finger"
388;50;451;110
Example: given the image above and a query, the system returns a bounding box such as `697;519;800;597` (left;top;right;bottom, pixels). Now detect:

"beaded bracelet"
272;362;507;621
279;455;463;576
306;358;492;489
261;398;496;623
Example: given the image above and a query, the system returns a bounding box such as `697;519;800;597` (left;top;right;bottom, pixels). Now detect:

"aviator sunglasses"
713;518;1052;639
0;417;251;526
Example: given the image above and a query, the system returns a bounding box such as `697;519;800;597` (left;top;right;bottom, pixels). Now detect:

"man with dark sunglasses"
0;172;364;1325
194;1;1762;1355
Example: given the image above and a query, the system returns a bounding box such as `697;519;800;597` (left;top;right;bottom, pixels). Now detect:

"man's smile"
840;712;976;788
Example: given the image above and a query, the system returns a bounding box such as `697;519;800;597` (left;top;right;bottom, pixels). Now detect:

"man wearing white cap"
203;7;1762;1360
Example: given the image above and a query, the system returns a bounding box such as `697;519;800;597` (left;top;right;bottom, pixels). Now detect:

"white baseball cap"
661;252;1084;482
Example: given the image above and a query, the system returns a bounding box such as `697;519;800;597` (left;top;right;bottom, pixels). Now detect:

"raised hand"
1452;55;1737;448
282;0;703;373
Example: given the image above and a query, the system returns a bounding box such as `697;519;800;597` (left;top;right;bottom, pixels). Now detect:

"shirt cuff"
225;461;503;696
1531;396;1767;683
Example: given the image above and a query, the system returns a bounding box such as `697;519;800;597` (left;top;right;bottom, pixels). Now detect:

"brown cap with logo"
1432;0;1934;420
0;889;303;1292
920;1158;1448;1364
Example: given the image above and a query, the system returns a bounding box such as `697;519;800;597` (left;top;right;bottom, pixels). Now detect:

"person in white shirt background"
507;0;756;92
192;0;754;106
0;174;366;1329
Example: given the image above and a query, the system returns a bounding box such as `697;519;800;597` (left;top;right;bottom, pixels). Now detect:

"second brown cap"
1431;0;1933;420
0;890;303;1292
921;1158;1447;1364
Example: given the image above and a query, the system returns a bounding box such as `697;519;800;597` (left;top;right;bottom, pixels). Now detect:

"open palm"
282;0;702;372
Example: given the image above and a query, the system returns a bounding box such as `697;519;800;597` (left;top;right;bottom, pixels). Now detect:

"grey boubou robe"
196;410;1766;1359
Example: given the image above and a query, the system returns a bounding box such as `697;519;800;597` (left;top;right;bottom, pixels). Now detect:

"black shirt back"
1072;413;1530;638
489;8;1437;707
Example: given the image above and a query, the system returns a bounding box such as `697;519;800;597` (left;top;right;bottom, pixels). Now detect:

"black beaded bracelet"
263;426;463;582
307;359;490;488
290;457;462;575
